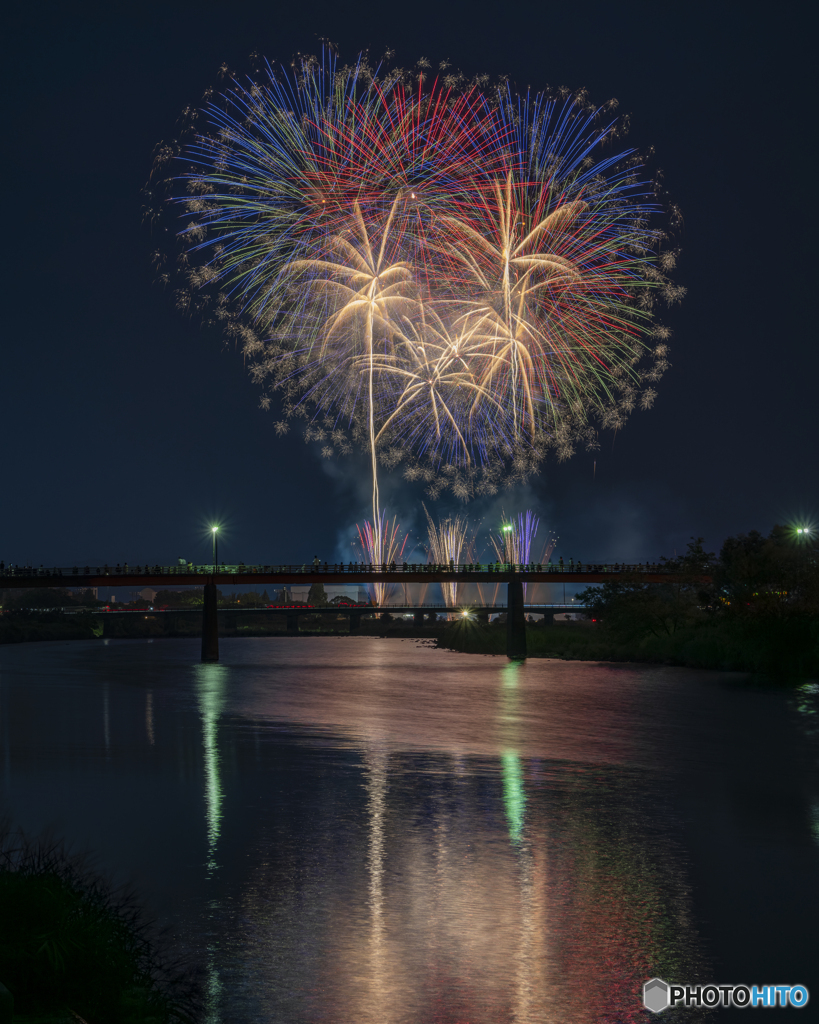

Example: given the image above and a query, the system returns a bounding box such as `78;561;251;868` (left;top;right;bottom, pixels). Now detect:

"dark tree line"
576;527;819;676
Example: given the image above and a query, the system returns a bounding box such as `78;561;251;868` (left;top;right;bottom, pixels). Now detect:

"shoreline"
1;620;817;685
433;620;819;683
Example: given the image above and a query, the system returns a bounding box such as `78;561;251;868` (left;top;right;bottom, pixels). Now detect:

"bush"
437;616;819;681
0;825;200;1023
0;612;101;645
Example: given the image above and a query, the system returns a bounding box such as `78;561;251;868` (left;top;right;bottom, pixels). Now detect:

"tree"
153;589;209;607
577;538;715;641
307;582;328;606
232;591;264;607
6;588;75;610
716;525;818;616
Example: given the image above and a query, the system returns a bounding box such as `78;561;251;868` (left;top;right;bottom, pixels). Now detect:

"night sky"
3;1;815;569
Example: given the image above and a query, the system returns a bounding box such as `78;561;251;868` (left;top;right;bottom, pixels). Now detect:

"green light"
501;751;526;844
197;664;227;874
499;663;526;844
211;526;218;533
502;524;513;532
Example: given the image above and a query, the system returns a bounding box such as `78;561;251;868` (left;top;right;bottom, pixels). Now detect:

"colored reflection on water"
196;663;228;1021
1;638;817;1022
197;663;227;875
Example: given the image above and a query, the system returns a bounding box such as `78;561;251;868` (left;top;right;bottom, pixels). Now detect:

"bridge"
0;562;687;661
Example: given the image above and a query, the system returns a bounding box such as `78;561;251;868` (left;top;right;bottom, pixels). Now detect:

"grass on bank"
437;615;819;680
0;612;102;645
0;826;199;1024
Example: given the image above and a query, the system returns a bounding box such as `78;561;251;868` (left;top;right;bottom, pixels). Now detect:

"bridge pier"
506;579;527;660
286;612;300;635
349;611;362;632
414;609;424;627
201;580;219;662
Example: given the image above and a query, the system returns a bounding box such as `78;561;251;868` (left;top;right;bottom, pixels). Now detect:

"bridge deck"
47;603;585;615
0;563;693;589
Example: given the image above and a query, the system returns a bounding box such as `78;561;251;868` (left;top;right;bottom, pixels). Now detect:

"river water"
1;638;818;1022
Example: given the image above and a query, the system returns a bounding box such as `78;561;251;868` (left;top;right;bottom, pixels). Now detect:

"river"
1;637;818;1022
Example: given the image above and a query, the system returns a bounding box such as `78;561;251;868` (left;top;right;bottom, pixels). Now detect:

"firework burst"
147;48;681;518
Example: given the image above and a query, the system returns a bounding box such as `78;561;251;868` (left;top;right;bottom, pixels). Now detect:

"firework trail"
490;511;556;600
423;503;474;607
356;511;408;605
148;49;681;517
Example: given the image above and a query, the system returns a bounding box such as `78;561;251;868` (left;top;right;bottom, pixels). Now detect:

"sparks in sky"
423;503;474;607
148;48;681;535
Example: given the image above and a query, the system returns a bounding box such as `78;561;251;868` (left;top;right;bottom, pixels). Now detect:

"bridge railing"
6;602;584;615
0;561;683;579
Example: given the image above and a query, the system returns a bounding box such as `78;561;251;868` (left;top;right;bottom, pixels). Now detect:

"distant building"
286;585;368;604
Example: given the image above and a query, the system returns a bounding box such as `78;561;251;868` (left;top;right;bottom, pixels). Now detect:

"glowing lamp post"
502;524;513;566
203;526;220;663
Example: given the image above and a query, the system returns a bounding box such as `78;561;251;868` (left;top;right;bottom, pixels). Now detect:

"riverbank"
0;612;102;645
0;612;446;645
4;613;817;681
0;828;199;1023
436;617;819;680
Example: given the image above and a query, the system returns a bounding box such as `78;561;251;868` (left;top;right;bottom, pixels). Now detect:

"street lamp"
501;524;514;566
211;526;218;567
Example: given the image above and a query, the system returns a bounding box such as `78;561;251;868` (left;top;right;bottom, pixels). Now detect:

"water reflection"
364;748;389;1020
222;643;708;1023
500;662;526;844
103;681;110;752
197;664;227;874
196;663;228;1023
145;690;155;746
0;639;750;1023
793;683;819;849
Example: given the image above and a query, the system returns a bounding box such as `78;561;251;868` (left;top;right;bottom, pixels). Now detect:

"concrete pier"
201;580;219;662
506;578;527;660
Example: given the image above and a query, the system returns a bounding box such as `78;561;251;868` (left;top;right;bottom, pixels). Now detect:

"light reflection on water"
1;638;817;1022
188;640;706;1023
196;663;228;1020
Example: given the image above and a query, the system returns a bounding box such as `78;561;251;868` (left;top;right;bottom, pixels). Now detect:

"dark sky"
3;0;815;568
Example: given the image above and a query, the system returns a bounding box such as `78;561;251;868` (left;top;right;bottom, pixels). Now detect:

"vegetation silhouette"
0;824;201;1022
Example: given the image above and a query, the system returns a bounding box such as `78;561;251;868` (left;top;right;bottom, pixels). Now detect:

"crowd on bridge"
0;559;670;578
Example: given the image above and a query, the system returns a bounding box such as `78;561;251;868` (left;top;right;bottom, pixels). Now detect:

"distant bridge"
0;561;679;587
0;562;695;661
